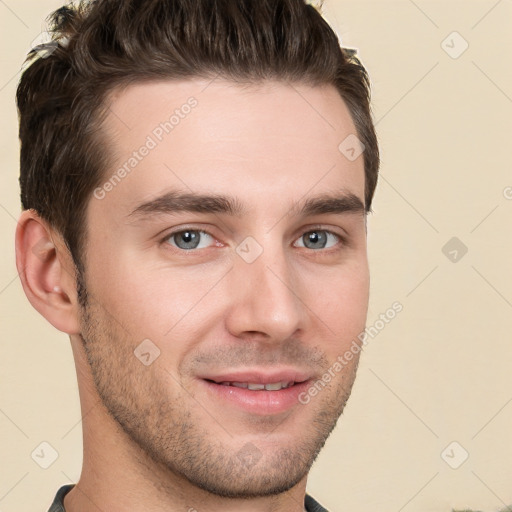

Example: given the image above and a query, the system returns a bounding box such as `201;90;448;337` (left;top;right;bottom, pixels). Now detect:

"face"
78;78;369;498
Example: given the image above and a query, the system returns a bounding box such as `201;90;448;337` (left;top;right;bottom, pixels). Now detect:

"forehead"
93;78;365;219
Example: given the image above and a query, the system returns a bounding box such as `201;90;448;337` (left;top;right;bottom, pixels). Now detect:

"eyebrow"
127;190;366;220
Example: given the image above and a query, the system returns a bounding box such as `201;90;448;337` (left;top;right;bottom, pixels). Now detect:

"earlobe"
15;209;81;334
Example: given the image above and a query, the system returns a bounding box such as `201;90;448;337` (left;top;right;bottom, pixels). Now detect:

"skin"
16;78;370;512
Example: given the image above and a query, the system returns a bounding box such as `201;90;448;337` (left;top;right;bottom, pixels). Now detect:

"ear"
15;209;81;334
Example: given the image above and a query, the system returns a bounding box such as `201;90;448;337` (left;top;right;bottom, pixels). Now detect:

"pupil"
176;230;200;249
305;231;326;249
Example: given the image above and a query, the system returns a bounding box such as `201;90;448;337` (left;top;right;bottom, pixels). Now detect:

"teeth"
247;383;265;390
217;381;294;391
264;382;285;391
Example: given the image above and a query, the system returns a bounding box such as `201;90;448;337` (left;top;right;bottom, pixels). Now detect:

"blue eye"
295;230;341;250
165;229;214;250
162;227;344;253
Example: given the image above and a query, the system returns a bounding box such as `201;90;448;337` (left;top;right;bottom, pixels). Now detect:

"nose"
224;241;308;343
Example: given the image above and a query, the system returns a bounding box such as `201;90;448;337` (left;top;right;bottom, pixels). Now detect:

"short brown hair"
17;0;379;277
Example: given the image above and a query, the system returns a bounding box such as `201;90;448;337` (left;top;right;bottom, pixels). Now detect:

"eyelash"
159;225;348;253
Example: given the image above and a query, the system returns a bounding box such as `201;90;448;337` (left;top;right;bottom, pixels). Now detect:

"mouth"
205;379;297;391
198;370;312;415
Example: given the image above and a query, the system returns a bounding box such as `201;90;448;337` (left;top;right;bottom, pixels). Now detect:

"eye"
294;229;343;250
163;229;216;250
161;226;345;253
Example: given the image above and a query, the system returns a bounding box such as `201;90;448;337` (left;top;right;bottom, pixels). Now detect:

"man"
15;0;379;510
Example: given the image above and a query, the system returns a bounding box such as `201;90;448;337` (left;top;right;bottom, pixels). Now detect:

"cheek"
86;249;226;348
304;263;370;345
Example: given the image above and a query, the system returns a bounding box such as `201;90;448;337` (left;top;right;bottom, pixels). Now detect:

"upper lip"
200;368;312;384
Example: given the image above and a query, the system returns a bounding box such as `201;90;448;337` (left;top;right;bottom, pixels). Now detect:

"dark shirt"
48;484;328;511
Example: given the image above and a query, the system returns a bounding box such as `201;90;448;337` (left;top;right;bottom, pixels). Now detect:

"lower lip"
200;379;311;415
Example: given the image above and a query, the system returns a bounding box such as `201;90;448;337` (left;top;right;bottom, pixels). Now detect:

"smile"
213;381;295;391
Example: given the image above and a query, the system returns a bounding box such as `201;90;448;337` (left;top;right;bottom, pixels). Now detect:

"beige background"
1;1;511;511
